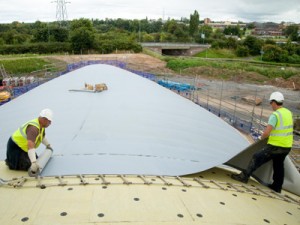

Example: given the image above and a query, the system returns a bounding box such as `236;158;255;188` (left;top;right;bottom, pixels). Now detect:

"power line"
52;0;70;25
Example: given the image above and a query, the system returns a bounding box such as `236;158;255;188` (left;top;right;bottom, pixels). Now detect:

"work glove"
46;145;53;151
42;137;53;151
28;161;40;177
28;148;37;162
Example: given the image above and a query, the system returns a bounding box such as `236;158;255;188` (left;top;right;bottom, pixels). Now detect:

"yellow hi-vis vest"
268;107;293;148
12;118;45;152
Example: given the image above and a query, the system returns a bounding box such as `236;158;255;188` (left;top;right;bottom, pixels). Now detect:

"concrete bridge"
141;43;210;56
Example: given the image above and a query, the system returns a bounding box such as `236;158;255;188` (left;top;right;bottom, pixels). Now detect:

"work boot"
231;172;249;183
267;184;281;193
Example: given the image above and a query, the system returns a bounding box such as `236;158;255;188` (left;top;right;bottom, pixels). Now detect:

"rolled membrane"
28;148;53;177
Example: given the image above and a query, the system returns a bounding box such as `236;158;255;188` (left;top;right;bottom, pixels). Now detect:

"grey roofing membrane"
0;64;262;176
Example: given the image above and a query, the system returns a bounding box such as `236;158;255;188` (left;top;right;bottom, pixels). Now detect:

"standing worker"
231;92;293;193
5;109;54;174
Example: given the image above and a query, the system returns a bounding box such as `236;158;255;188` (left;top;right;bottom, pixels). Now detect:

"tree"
211;40;227;49
142;33;155;42
236;45;249;57
283;40;297;55
160;32;175;42
94;30;141;54
2;30;28;44
50;26;69;42
263;44;288;62
32;27;49;42
70;27;95;53
284;25;299;41
162;19;189;42
0;37;5;45
163;19;177;34
173;25;190;42
223;26;241;36
226;37;238;49
196;25;213;43
247;23;255;29
70;18;94;31
69;19;96;53
243;36;263;55
189;10;199;37
265;39;276;45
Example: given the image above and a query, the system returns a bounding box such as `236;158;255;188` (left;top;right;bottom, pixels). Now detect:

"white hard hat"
40;108;53;121
269;92;284;103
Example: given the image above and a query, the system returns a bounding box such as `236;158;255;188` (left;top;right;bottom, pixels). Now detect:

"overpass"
141;43;210;56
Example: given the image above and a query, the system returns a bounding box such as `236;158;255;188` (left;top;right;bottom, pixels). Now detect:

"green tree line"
0;13;299;63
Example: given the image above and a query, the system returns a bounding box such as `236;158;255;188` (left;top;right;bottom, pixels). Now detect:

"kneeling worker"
5;109;54;174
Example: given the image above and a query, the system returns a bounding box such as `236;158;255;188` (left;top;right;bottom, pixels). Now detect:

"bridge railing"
141;42;210;48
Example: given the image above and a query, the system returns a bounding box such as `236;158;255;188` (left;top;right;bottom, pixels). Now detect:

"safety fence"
13;81;44;97
186;91;262;140
197;100;260;139
66;60;126;72
66;60;156;81
153;75;300;170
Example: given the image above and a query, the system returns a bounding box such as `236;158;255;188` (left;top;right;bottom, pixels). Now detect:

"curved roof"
0;64;249;176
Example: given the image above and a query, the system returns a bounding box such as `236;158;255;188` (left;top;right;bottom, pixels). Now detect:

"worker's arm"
27;139;35;150
26;126;40;174
42;137;53;151
260;113;277;140
26;125;39;164
261;124;273;140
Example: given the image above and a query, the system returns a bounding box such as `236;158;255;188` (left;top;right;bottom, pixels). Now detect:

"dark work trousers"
245;144;291;192
6;137;31;171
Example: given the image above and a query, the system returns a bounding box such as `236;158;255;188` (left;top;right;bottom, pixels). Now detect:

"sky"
0;0;299;24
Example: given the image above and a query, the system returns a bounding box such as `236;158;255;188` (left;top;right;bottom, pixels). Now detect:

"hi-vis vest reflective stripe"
268;107;293;148
12;118;45;152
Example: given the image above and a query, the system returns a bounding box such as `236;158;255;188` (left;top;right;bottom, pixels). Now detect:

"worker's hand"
42;137;52;150
29;162;40;176
46;144;53;151
257;136;262;140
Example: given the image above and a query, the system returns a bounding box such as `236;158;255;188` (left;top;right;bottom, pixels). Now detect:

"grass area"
1;52;299;83
0;54;44;59
0;58;50;75
142;48;165;60
0;56;66;76
195;48;236;58
166;53;300;79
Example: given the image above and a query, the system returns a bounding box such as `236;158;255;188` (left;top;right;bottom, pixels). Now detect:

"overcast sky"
0;0;299;24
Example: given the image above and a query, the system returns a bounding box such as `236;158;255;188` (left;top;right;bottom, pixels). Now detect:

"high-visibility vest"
268;107;293;148
12;118;45;152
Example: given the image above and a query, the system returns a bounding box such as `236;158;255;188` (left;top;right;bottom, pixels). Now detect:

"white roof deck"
0;64;249;176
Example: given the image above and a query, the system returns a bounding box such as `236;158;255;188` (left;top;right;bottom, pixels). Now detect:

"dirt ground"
48;53;171;74
49;53;300;89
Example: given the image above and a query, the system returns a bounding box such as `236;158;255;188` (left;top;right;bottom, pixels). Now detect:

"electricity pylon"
52;0;70;26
